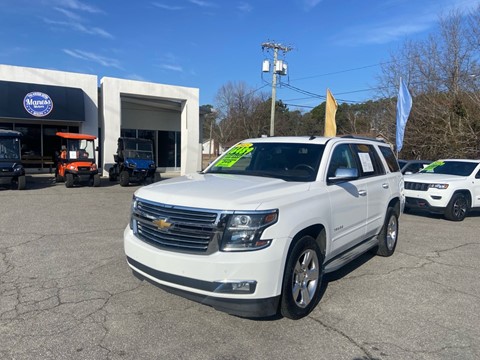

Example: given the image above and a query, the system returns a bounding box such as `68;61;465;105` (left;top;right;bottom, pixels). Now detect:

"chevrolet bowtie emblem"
153;218;172;229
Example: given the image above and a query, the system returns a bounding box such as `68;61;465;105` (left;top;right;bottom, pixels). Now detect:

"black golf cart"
0;130;26;190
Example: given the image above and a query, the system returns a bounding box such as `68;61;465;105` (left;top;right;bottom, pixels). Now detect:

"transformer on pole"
261;41;292;136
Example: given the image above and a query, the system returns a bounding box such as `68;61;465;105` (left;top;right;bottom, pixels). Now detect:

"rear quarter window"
378;146;400;173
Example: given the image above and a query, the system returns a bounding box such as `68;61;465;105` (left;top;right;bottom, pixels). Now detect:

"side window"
353;144;385;177
327;144;358;179
476;170;480;179
378;145;400;173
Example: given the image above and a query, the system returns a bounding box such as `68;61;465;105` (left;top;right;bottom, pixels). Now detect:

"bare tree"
377;9;480;159
213;81;269;145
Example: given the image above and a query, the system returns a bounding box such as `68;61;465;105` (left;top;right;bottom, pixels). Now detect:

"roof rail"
341;135;386;143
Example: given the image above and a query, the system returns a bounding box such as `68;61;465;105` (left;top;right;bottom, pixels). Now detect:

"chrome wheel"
292;249;320;308
386;215;398;251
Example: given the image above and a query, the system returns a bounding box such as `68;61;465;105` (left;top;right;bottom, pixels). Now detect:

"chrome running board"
324;237;378;273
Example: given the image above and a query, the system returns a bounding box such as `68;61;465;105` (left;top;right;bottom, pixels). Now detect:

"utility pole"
261;41;292;136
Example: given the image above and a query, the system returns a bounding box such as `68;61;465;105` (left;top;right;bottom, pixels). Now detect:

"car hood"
404;173;468;183
134;173;311;210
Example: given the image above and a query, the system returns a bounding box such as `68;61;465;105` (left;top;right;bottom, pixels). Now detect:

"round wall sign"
23;92;53;117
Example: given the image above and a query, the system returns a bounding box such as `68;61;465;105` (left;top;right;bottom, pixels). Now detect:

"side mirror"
328;168;359;182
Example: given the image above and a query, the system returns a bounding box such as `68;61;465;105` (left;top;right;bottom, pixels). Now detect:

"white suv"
404;159;480;221
124;136;404;319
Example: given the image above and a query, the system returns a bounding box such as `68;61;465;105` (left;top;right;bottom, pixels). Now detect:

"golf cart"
55;132;100;188
109;137;159;186
0;129;26;190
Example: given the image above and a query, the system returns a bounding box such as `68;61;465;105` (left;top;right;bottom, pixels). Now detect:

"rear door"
352;143;392;238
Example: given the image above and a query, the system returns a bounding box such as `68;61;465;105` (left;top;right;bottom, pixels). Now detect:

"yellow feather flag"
324;88;338;137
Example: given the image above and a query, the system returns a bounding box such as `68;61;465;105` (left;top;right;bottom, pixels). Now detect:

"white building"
0;64;201;176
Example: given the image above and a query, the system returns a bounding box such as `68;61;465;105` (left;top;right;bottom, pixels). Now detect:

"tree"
377;9;480;159
213;81;270;145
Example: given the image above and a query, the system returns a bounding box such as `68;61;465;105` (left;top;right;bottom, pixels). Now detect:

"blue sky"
1;0;478;110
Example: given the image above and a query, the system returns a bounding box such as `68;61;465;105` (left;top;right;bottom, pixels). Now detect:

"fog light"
214;280;257;294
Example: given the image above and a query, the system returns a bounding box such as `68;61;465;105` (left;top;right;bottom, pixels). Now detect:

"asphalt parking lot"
1;175;479;360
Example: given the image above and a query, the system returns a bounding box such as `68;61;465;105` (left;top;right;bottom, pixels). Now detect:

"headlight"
90;164;97;171
429;183;449;189
13;164;23;172
68;164;76;170
129;195;138;230
221;210;278;251
127;161;136;168
149;163;156;168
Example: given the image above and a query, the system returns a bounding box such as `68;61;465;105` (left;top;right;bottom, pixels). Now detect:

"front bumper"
0;175;14;185
124;226;287;317
405;196;446;214
129;169;156;181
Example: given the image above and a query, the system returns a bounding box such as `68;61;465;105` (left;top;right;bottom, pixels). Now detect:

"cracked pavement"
1;175;479;360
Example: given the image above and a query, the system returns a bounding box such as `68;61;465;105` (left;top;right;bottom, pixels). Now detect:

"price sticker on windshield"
215;143;254;168
422;160;444;172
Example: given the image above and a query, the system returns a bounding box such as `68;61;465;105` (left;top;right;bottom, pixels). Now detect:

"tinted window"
420;161;478;176
327;144;358;179
379;146;400;172
206;142;325;182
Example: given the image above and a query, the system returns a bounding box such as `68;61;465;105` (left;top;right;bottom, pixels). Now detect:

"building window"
121;128;136;138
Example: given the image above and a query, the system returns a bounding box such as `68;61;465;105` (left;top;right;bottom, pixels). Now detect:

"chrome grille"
405;181;429;191
133;198;222;253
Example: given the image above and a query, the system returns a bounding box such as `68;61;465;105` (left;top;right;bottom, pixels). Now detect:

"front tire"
375;207;398;257
280;235;323;320
17;175;26;190
444;193;469;221
65;173;74;188
119;171;129;187
92;174;101;187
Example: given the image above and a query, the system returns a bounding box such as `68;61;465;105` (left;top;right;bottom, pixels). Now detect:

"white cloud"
238;2;253;13
125;74;148;81
303;0;323;11
152;2;184;10
44;18;113;39
54;0;102;13
189;0;215;8
333;0;479;46
160;64;184;72
342;22;431;45
63;49;122;69
54;7;83;21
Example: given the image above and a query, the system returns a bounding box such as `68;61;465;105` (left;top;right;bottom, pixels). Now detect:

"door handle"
358;190;367;196
382;183;389;189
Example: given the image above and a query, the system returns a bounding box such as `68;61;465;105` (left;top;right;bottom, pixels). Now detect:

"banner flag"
396;78;412;152
324;88;338;137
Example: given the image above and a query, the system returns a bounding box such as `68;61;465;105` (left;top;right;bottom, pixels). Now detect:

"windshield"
420;160;478;176
65;139;95;161
0;137;21;160
206;142;325;182
123;139;153;160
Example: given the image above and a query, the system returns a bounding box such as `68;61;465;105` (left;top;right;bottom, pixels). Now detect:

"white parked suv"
124;136;404;319
404;159;480;221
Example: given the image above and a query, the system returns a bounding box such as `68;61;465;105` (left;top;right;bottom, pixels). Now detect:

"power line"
290;61;394;82
281;83;363;104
